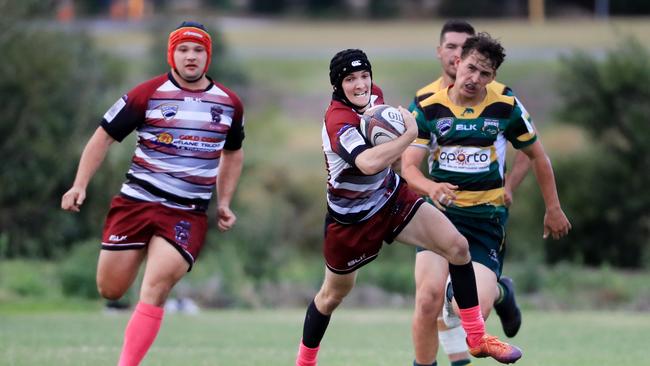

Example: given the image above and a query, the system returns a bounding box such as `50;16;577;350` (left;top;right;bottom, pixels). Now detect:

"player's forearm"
216;148;244;208
400;146;432;197
356;132;415;175
400;164;433;197
531;154;562;211
72;127;114;189
506;150;531;193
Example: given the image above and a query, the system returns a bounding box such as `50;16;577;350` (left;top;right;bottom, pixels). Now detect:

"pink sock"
296;340;320;366
118;302;164;366
458;305;486;347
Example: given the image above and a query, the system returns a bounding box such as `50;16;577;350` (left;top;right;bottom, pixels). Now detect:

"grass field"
1;308;649;365
8;17;646;366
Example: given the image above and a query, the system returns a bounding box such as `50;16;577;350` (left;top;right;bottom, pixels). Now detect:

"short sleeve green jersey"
411;85;536;218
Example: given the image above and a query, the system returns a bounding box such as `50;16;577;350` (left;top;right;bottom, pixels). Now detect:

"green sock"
495;281;507;305
413;361;437;366
451;359;472;366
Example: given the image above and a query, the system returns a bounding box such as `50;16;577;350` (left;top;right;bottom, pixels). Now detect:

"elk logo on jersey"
160;104;179;120
174;220;191;247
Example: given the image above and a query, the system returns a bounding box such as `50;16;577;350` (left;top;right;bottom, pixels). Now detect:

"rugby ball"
360;105;406;146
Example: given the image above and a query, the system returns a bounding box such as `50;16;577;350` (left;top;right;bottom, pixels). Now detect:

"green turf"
1;309;648;365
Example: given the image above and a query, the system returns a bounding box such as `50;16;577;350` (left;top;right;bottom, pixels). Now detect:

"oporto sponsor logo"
109;234;127;242
160;104;179;120
439;150;489;164
436;118;453;136
438;146;491;173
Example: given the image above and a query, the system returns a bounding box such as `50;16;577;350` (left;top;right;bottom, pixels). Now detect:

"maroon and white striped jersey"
322;84;401;224
101;72;244;211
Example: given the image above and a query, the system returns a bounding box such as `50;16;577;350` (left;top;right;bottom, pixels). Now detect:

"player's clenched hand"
543;206;571;240
427;181;458;211
504;185;513;207
217;205;237;232
61;187;86;212
398;106;418;141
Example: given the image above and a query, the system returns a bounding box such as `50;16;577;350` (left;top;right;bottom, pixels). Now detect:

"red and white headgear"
167;21;212;73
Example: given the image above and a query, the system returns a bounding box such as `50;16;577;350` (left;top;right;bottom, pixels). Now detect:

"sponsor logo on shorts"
109;234;128;242
174;220;192;247
347;253;366;267
489;249;499;264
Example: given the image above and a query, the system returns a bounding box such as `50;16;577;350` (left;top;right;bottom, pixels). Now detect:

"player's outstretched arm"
504;150;531;207
520;141;571;239
61;127;115;212
216;148;243;232
355;106;418;175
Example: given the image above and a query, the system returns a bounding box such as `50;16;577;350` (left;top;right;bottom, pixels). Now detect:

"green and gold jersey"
409;77;512;110
411;85;536;219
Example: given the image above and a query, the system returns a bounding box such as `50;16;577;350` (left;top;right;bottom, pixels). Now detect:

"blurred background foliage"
0;0;649;310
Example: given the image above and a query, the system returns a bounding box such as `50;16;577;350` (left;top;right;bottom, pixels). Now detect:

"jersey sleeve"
410;103;432;150
100;77;165;142
222;87;245;151
504;99;537;149
370;84;385;105
326;110;370;167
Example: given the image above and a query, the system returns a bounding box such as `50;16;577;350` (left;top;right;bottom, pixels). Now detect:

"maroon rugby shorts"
101;195;208;270
324;183;424;274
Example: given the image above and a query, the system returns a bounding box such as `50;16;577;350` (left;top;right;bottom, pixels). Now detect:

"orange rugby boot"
468;334;522;364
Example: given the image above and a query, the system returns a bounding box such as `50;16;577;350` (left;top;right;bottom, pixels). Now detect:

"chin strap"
332;89;371;113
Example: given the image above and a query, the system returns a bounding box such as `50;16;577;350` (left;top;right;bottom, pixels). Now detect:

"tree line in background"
73;0;650;18
0;2;648;273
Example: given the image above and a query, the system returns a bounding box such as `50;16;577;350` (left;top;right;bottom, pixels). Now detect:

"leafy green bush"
59;240;99;299
0;4;125;258
551;37;650;268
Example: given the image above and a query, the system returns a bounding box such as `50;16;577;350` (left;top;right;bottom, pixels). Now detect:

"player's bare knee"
446;234;470;265
415;290;443;317
140;281;174;305
97;283;125;300
317;288;349;313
